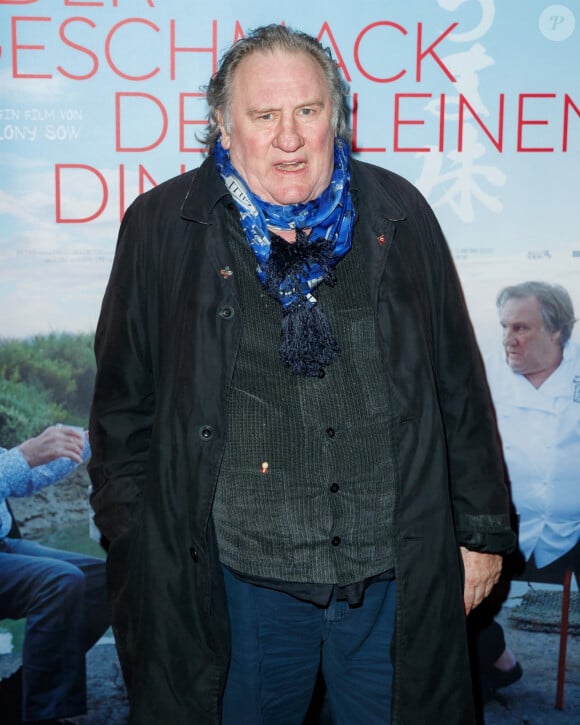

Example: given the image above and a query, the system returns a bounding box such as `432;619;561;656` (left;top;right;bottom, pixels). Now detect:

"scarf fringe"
280;304;340;377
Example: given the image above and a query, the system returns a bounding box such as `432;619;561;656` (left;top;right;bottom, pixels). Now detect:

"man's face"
499;295;562;379
218;49;336;205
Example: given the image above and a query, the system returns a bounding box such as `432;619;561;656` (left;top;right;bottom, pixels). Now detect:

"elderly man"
0;425;110;725
89;24;515;724
473;281;580;699
489;280;579;570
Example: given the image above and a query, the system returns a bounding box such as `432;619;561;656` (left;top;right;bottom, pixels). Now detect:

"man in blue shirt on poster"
0;424;110;725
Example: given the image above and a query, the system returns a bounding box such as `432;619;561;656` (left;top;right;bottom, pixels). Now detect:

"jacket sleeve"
88;197;157;544
414;193;515;554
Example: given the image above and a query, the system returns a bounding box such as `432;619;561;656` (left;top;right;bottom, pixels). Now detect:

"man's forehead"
501;296;541;322
233;49;324;84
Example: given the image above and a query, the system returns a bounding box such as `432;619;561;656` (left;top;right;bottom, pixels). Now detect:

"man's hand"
460;546;502;615
18;425;86;468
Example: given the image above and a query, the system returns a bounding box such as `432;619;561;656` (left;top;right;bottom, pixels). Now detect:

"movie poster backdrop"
0;0;578;658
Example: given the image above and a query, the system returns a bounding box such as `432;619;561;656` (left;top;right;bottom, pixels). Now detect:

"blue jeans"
221;567;396;725
0;537;110;721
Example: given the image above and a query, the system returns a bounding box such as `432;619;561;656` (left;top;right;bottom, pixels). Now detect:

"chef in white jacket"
485;280;580;573
472;280;579;701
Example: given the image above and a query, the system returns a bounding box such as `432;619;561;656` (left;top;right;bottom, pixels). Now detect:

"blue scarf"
213;137;355;376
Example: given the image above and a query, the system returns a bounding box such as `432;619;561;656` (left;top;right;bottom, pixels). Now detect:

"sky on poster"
0;0;578;357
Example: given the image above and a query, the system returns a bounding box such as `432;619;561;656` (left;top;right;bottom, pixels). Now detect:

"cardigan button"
331;536;341;546
199;425;214;440
329;482;339;493
219;305;235;319
189;546;199;562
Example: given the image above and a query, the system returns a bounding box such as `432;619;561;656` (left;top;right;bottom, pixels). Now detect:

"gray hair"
496;281;577;346
198;24;351;151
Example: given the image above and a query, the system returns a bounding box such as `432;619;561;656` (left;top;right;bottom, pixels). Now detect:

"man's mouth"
506;350;522;365
276;161;305;171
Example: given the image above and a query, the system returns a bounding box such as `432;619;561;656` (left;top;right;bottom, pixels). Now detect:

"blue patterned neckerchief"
212;137;356;376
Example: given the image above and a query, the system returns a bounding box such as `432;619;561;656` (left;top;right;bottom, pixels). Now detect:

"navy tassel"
279;304;340;376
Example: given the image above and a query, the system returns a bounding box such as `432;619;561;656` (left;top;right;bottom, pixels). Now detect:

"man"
473;281;579;700
89;24;515;724
0;425;110;725
488;280;579;572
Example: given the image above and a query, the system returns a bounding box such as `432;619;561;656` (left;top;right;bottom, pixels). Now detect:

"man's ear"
217;110;230;149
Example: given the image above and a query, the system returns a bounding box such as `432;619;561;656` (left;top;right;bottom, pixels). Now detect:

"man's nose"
503;328;515;346
273;116;304;152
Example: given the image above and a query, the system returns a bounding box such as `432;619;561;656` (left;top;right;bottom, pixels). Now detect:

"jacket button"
189;546;199;562
326;427;335;438
219;306;234;319
331;536;341;546
199;425;214;440
329;482;339;493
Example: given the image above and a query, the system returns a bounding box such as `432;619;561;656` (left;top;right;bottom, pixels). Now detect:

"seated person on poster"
475;280;580;698
0;424;110;724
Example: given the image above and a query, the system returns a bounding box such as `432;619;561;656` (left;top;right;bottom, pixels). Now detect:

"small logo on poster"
539;5;575;41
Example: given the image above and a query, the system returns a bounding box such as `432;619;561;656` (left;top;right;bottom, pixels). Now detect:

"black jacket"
89;156;515;724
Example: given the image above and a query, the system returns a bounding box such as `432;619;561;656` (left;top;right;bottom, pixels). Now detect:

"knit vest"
212;209;397;586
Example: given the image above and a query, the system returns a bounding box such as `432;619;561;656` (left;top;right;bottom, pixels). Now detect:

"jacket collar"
180;155;230;224
179;153;408;225
349;157;407;222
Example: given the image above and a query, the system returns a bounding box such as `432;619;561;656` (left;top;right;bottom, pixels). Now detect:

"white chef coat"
484;341;580;568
